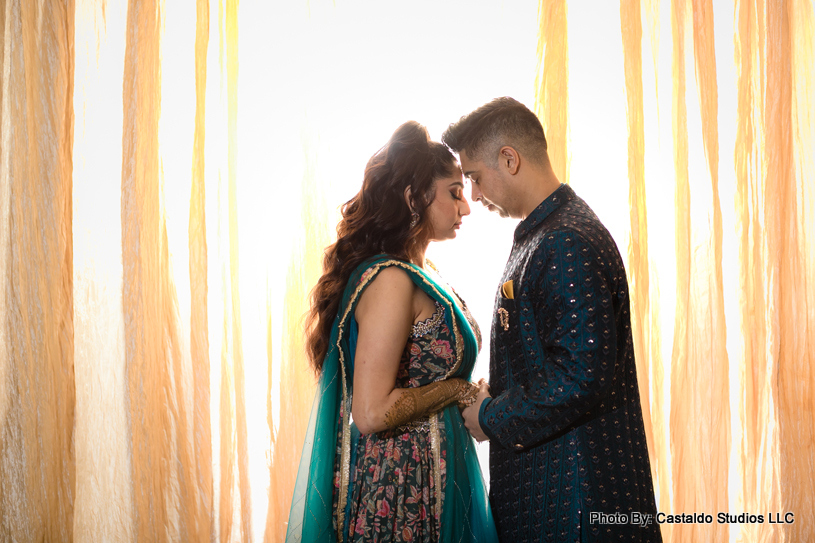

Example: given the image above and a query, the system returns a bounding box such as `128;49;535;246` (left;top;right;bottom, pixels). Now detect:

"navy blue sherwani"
479;184;662;542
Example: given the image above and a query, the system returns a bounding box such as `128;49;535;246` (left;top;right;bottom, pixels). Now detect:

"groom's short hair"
442;97;548;166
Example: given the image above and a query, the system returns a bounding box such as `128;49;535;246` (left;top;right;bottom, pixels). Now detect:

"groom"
443;98;662;543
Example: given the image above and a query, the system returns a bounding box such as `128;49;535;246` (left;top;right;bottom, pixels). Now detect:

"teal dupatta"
286;256;498;542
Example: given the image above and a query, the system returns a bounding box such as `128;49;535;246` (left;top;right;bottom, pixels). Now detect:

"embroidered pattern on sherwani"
480;185;661;543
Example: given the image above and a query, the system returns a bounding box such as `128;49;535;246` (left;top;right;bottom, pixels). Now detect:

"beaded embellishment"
410;302;445;338
395;416;431;434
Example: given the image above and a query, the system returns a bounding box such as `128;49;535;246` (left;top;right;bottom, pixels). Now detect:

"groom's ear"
499;146;520;175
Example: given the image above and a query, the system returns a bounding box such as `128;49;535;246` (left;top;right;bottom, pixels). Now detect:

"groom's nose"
470;183;482;202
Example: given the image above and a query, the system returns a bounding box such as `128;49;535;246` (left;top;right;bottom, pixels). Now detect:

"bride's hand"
458;378;490;411
461;379;491;442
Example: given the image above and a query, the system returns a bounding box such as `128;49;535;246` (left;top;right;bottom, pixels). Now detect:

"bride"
285;121;498;542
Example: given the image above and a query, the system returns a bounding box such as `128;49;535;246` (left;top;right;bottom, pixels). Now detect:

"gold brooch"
498;308;510;331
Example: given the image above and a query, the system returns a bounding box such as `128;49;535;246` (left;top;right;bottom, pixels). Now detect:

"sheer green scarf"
286;256;497;542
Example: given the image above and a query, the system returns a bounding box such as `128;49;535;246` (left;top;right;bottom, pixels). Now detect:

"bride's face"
425;167;470;242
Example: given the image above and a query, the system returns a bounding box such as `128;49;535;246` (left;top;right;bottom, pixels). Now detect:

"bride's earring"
409;211;420;228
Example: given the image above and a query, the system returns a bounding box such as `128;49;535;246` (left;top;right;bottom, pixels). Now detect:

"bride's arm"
351;266;474;435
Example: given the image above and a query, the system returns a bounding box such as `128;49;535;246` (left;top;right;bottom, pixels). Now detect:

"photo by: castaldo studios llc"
589;511;795;527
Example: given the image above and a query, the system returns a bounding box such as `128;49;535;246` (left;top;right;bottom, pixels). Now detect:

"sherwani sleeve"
479;229;619;450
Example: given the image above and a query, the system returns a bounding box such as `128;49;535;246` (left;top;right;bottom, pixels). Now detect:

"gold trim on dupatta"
429;413;443;515
332;259;468;541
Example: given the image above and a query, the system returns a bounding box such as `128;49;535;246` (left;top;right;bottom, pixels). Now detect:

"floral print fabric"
344;302;478;542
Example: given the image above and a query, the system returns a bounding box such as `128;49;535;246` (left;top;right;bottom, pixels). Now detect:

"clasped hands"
381;376;491;442
460;378;491;442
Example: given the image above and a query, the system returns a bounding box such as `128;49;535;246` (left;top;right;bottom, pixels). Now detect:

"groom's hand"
462;380;491;442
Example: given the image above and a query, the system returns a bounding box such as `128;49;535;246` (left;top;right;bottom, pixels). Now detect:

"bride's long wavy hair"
305;121;457;373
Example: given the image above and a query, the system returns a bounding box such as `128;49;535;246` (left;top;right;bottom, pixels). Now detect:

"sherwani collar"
513;183;574;242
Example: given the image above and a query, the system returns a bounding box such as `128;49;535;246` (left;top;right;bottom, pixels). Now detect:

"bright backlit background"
246;0;543;534
3;0;813;542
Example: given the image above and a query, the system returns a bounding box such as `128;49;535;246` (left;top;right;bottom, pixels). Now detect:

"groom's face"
460;151;510;218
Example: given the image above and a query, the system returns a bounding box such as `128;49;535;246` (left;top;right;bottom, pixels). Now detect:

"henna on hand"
457;381;481;409
384;378;475;429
